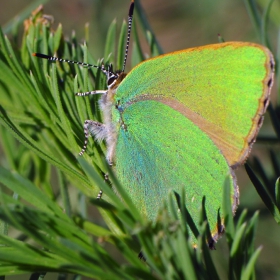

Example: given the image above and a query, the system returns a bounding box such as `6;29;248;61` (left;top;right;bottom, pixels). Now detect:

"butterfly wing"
113;42;273;244
114;100;238;243
115;42;274;168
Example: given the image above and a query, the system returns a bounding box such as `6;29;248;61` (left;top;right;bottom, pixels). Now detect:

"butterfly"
33;0;274;246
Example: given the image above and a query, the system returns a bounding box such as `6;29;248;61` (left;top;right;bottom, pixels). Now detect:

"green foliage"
0;164;262;279
0;1;279;279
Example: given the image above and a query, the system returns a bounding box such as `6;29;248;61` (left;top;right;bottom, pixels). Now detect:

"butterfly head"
100;64;126;90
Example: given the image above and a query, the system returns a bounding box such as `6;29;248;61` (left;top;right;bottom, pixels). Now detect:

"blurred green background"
0;0;280;279
1;0;278;60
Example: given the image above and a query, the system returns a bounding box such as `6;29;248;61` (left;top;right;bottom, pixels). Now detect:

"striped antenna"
33;1;135;76
32;53;114;76
122;0;135;72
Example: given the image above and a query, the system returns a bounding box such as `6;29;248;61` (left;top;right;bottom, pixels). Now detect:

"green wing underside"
116;43;270;164
115;100;235;236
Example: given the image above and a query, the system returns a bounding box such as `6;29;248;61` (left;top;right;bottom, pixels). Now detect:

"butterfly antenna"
122;0;134;73
32;53;114;77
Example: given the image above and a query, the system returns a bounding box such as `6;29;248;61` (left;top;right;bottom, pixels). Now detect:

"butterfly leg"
75;90;106;97
79;120;106;156
97;190;103;199
96;173;111;200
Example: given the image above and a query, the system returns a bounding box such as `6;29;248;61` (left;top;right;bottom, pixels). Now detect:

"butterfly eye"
107;76;117;87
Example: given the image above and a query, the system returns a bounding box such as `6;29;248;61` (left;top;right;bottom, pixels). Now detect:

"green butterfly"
34;0;274;246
